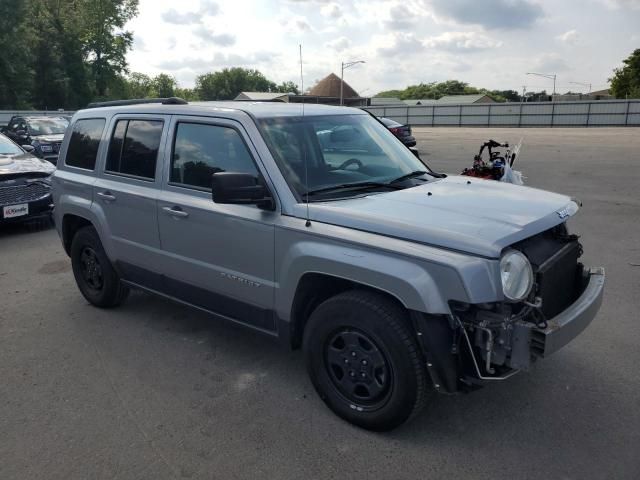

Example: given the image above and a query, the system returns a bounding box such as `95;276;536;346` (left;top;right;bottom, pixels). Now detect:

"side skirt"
117;261;279;338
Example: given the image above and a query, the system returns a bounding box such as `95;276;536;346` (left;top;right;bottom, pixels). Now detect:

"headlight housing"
500;249;533;301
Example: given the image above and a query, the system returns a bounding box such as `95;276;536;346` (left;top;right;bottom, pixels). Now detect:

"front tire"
303;290;427;431
70;226;129;308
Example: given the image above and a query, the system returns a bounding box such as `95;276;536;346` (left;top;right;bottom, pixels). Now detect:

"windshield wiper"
304;181;402;197
388;170;431;184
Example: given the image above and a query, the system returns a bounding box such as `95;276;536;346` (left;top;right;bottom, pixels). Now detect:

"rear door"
156;116;277;333
93;114;169;287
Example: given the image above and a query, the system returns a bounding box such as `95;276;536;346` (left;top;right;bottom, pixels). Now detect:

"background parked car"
3;116;69;165
0;133;55;224
379;117;416;147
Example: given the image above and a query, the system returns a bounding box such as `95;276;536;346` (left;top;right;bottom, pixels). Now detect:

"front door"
157;116;276;333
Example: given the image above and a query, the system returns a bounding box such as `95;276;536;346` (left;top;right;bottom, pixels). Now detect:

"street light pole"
340;60;365;106
526;72;557;97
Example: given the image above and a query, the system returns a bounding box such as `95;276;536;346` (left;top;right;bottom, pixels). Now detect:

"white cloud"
325;36;352;52
161;9;202;25
424;32;502;51
556;29;579;45
193;26;236;46
376;33;425;58
427;0;545;29
532;53;570;72
321;3;343;18
125;0;637;94
601;0;640;9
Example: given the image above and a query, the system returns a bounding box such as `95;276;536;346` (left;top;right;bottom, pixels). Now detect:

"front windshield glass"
27;117;68;136
257;114;428;200
0;135;23;155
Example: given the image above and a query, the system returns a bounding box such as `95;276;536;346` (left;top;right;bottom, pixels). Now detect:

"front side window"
65;118;106;170
106;119;163;179
257;114;429;200
170;122;258;189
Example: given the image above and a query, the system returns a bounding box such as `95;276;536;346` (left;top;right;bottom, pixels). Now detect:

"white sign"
3;204;29;219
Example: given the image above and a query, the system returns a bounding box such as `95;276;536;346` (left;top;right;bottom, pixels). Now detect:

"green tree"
0;1;33;108
195;68;277;100
81;0;139;98
152;73;177;97
610;48;640;98
274;81;300;94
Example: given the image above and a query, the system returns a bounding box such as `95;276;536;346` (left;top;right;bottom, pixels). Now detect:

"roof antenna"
300;44;311;228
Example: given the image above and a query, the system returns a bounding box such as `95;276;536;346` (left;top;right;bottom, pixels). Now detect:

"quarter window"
65;118;106;170
106;119;163;180
170;123;258;189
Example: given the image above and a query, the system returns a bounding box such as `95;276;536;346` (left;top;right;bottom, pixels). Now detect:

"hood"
305;176;578;258
32;134;64;143
0;153;56;177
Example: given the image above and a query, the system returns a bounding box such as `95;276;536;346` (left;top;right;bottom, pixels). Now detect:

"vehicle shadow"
0;216;54;238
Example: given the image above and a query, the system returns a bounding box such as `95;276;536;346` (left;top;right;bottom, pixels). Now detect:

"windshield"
0;135;23;155
257;114;429;200
27;117;68;136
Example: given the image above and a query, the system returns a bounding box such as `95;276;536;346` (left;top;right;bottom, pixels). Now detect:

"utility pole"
569;81;592;94
521;85;527;102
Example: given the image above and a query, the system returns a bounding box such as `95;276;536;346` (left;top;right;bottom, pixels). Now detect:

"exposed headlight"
40;144;53;153
500;249;533;301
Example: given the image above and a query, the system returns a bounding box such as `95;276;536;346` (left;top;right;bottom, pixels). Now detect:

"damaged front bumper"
530;266;605;357
465;266;605;379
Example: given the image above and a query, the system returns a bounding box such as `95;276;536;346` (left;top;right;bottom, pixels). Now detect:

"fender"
275;238;468;321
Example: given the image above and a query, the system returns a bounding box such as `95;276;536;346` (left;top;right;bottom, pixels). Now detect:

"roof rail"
86;97;188;108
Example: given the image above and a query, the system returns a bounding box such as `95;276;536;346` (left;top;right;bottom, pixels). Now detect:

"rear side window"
106;119;163;180
65;118;105;170
170;122;258;189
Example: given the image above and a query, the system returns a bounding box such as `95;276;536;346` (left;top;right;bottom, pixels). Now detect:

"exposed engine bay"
452;223;587;379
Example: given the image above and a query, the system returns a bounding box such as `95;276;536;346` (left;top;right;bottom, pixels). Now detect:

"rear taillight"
389;127;401;134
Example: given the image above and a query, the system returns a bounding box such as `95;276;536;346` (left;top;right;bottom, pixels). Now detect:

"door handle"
162;206;189;218
97;191;116;201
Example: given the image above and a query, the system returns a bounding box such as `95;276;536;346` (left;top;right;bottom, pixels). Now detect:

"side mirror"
21;145;35;153
211;172;274;210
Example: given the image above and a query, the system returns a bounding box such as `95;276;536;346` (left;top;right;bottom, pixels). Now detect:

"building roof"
308;73;360;98
403;99;438;105
436;94;495;104
234;92;290;102
590;89;611;96
370;97;405;106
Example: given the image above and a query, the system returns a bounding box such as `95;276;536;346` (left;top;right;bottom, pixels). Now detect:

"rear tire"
70;226;129;308
303;290;427;431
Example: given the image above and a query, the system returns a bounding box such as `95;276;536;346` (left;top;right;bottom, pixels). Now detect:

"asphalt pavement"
1;127;639;479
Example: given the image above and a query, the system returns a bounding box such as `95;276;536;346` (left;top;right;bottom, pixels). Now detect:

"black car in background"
379;117;416;147
3;116;69;165
0;134;55;224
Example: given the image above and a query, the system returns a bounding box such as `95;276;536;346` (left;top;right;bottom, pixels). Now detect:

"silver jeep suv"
52;98;605;431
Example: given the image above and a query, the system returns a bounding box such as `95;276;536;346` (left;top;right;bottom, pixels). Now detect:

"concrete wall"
364;100;640;127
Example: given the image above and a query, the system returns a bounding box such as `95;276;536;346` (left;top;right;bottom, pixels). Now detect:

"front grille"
515;226;583;319
536;241;583;318
0;183;50;206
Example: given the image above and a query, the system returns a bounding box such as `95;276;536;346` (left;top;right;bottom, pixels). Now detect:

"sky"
126;0;640;95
